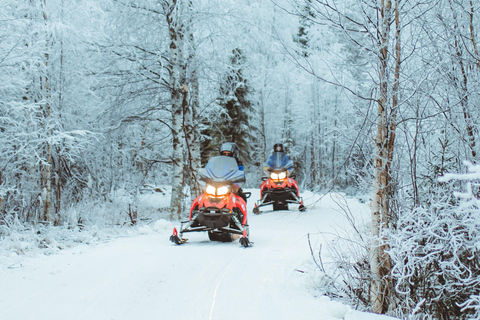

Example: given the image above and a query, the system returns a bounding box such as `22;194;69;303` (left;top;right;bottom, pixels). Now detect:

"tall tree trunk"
283;79;293;147
166;0;186;220
55;0;66;222
41;0;52;223
187;74;201;198
56;150;62;216
185;0;201;199
449;0;476;159
370;0;396;313
468;0;480;70
259;82;266;165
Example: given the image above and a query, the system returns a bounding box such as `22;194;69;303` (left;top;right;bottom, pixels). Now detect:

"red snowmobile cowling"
189;192;247;225
260;177;300;198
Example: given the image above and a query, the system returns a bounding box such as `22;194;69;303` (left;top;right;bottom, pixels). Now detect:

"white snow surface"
0;189;397;320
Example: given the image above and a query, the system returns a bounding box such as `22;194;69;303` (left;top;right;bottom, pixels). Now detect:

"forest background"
1;0;480;319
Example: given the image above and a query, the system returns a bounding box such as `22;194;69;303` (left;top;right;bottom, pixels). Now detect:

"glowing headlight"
216;186;229;196
205;184;229;197
206;185;216;196
270;172;286;180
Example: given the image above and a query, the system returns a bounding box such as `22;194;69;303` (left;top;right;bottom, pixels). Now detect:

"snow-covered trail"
0;190;395;320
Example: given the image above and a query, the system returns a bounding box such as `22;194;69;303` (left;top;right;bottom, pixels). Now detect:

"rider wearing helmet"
219;142;247;202
264;143;293;175
219;142;244;171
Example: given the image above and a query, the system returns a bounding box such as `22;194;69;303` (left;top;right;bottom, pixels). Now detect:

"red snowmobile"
170;156;251;247
253;152;306;214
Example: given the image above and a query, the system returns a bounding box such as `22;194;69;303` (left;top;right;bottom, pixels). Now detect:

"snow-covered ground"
0;189;397;320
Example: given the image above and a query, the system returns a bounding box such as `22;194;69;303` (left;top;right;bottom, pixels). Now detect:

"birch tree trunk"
54;1;66;221
185;0;201;198
165;0;186;220
41;0;53;223
187;74;201;198
370;0;398;313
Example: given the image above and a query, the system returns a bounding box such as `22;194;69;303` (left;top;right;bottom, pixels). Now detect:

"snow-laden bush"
389;161;480;319
0;184;173;266
309;193;373;310
0;219;124;265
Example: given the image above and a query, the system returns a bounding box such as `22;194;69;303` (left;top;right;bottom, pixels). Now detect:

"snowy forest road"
0;190;394;320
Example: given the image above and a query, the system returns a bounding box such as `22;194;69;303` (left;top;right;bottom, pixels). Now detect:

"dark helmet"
273;143;284;152
219;142;239;159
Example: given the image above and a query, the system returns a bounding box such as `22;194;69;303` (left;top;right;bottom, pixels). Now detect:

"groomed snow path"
0;189;396;320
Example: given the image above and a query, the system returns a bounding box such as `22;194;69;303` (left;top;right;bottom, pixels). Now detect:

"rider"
219;142;244;171
264;143;293;175
219;142;247;202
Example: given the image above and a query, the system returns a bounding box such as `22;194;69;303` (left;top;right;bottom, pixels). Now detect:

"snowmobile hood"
267;152;293;171
198;156;246;185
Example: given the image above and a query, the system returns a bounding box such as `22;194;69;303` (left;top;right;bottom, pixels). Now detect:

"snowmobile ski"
170;227;187;245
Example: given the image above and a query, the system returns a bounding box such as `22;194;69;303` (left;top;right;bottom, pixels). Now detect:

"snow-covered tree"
201;48;259;167
294;0;315;58
0;0;95;225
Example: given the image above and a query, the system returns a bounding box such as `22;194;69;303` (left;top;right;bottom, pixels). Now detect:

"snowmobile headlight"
271;172;286;180
206;184;216;196
216;185;229;196
205;184;229;197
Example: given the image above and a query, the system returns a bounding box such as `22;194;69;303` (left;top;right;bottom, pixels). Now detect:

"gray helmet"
219;142;239;159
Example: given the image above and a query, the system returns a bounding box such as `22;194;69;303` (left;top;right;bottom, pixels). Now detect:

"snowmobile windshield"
198;156;245;185
266;152;293;171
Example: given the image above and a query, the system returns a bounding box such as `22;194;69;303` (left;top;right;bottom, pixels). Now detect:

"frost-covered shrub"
309;193;373;310
389;161;480;319
323;233;372;309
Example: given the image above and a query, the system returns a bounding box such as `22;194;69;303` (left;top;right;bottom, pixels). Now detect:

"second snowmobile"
170;156;251;247
253;152;306;214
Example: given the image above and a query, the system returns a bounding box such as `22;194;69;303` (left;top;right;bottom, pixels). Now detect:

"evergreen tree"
294;0;315;58
201;48;259;167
